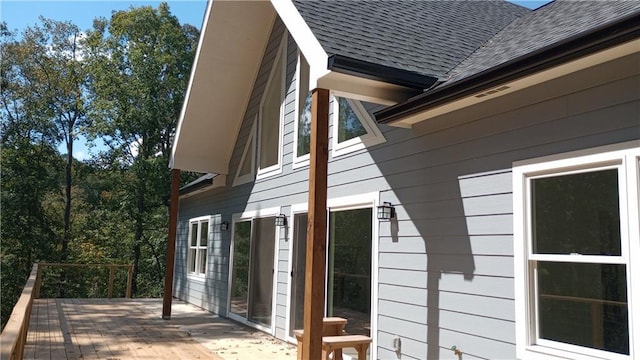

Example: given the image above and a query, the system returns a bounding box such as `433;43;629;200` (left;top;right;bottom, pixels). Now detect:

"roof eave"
376;11;640;126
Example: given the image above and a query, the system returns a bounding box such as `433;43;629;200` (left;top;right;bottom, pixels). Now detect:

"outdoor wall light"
275;214;287;227
377;202;396;220
220;221;230;231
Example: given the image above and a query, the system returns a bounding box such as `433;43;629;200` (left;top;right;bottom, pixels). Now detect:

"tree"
1;18;89;265
85;3;199;295
1;22;65;326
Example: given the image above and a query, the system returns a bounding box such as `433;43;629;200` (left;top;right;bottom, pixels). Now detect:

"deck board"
25;299;270;359
23;298;296;359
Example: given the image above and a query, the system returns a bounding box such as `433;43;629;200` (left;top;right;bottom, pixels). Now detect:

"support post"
108;266;115;298
302;88;329;360
163;168;181;319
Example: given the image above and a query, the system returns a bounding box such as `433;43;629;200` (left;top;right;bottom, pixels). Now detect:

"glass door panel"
328;208;372;336
230;220;251;318
289;213;308;336
248;217;276;326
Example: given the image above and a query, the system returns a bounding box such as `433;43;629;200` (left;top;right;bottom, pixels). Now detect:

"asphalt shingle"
443;0;640;85
293;0;530;79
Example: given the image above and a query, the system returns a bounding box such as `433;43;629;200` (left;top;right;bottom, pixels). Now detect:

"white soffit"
170;0;275;173
391;38;640;128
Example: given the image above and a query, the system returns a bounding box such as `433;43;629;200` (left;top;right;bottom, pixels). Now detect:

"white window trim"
233;119;257;186
256;34;287;179
292;51;311;169
513;141;640;360
187;215;212;281
227;206;282;334
331;95;385;158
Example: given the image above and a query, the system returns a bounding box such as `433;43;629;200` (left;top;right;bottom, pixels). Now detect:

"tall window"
514;145;639;360
332;97;385;157
258;36;286;177
294;52;311;166
187;217;210;277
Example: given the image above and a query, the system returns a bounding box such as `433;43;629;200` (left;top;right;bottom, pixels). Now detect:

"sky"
1;0;550;160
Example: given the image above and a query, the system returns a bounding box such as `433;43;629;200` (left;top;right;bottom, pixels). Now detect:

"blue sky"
1;0;550;159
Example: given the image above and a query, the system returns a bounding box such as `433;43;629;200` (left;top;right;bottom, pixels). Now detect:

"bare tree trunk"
59;136;73;297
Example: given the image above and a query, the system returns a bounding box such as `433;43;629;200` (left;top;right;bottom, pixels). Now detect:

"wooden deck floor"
24;298;296;360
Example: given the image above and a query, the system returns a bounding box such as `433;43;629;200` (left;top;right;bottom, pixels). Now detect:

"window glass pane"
260;51;283;169
238;137;253;177
230;221;251;318
532;169;620;255
537;261;628;354
198;249;207;275
328;208;372;335
200;222;208;247
337;97;367;143
297;55;311;157
188;249;196;273
190;223;198;247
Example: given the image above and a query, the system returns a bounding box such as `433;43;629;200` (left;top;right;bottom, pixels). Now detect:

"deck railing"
0;263;133;360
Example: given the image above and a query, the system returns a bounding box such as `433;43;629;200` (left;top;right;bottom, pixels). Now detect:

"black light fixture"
220;221;230;231
275;214;287;227
377;202;396;220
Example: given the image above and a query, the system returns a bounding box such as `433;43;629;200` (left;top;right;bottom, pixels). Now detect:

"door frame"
285;192;380;360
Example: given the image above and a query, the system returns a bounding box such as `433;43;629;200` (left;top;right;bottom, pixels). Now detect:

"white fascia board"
271;0;330;91
170;0;214;171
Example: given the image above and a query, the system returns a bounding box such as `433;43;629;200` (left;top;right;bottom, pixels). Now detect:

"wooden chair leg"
334;348;343;360
322;347;331;360
357;344;369;359
297;342;303;360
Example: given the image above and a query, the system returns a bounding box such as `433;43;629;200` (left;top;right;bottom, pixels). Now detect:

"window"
187;217;210;277
293;52;311;167
233;119;256;186
514;144;639;360
332;96;385;157
257;35;286;178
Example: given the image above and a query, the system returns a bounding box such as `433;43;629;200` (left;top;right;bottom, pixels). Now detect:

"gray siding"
175;17;640;360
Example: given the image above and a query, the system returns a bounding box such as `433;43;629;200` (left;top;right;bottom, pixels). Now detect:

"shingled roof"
443;0;640;85
374;0;640;125
293;0;530;79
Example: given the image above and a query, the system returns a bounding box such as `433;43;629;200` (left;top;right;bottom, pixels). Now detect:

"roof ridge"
443;3;534;81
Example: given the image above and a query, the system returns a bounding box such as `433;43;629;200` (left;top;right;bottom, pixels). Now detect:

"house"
168;1;640;359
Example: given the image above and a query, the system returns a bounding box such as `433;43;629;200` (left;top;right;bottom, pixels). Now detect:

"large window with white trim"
514;144;639;360
187;217;210;277
257;35;286;178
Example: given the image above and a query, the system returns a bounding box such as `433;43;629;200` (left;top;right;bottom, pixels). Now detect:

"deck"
23;298;296;360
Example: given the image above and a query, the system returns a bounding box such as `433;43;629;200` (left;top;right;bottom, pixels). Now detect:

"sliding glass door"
230;217;276;327
289;213;308;336
328;208;372;335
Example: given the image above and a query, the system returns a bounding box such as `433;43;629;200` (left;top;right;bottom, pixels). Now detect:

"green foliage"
0;3;199;329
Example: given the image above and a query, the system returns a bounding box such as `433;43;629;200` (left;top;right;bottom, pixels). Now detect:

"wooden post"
126;265;133;298
163;168;181;319
108;266;115;298
302;88;329;360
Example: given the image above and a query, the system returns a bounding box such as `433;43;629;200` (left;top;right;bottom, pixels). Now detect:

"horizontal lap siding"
376;55;639;360
175;28;639;360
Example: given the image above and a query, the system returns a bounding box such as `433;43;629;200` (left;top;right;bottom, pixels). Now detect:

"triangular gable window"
233;119;256;186
332;96;385;157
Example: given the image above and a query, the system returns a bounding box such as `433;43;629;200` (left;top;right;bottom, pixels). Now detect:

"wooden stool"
321;335;372;360
294;317;347;360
